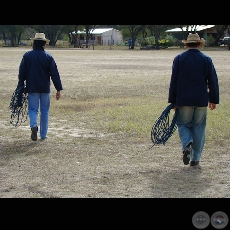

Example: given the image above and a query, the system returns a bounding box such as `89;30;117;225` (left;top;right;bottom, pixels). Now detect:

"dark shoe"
183;147;191;165
190;161;199;166
31;126;38;141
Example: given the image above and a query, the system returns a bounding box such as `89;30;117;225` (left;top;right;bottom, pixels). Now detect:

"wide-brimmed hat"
182;33;205;45
30;33;50;43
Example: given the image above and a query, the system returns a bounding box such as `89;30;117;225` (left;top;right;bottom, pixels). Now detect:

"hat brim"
30;38;50;43
182;38;205;45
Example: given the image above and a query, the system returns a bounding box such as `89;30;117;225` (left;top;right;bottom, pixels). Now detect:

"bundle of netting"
9;84;28;127
151;103;178;147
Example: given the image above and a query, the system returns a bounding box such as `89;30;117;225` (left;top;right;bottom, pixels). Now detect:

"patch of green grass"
51;95;168;138
71;96;168;138
206;101;230;142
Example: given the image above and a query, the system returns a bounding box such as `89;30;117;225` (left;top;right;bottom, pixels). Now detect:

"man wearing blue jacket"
18;33;63;141
168;33;219;167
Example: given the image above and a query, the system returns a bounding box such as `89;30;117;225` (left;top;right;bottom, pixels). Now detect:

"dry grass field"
0;46;229;198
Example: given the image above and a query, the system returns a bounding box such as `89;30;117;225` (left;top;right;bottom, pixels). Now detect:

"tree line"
0;25;229;49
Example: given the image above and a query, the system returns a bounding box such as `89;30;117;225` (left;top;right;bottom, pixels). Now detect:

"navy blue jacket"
18;47;63;93
168;49;219;106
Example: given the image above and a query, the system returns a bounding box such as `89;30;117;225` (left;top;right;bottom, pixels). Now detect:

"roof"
72;28;115;35
166;25;215;32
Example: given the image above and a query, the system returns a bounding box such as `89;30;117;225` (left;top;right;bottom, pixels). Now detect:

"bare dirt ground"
0;46;229;198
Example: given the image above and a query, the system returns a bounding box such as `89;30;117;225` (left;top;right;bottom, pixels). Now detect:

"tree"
32;25;66;46
212;25;229;46
119;25;146;49
0;25;29;46
82;25;101;48
68;25;85;47
147;25;170;49
0;25;8;44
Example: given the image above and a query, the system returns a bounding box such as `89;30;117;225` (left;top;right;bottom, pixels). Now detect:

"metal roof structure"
166;25;215;32
72;28;116;35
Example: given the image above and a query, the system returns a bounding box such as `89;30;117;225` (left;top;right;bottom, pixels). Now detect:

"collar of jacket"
33;47;45;50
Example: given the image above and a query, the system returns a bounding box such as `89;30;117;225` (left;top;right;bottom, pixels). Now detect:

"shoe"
183;147;191;165
31;126;38;141
190;161;199;166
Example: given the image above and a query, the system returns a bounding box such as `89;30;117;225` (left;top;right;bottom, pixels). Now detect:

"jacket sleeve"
49;58;63;91
207;59;219;104
168;56;179;104
17;54;27;87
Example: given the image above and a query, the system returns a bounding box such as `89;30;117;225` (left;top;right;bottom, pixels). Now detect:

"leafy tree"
0;25;8;44
0;25;29;46
147;25;171;49
68;25;85;47
119;25;146;49
212;25;229;46
81;25;102;48
31;25;66;46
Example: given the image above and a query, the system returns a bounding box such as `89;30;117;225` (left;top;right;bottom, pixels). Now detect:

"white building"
72;28;123;46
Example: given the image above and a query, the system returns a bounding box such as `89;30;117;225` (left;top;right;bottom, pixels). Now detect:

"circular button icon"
192;211;210;229
211;211;229;229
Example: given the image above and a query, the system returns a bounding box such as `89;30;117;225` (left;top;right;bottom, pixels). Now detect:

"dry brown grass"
0;46;229;198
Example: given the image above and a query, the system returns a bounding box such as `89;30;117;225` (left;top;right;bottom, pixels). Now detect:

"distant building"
166;25;217;40
72;28;123;46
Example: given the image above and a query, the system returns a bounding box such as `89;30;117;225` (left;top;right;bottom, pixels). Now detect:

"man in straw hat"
168;33;219;167
17;33;63;141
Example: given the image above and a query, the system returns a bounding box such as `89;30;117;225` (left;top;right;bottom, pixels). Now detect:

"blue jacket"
18;47;63;93
168;49;219;106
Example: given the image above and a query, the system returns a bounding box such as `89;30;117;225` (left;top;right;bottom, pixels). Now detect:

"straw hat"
31;33;50;43
182;33;205;45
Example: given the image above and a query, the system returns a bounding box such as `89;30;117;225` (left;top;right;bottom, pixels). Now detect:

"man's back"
19;47;62;93
168;49;219;106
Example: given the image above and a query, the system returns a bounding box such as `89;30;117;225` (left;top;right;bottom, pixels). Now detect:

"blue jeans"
177;106;207;162
28;93;50;139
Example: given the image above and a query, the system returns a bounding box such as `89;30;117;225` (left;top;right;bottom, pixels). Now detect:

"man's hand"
56;91;61;100
173;105;178;111
209;103;216;110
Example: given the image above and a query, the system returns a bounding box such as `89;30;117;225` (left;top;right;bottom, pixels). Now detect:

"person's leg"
28;93;39;128
190;107;207;162
177;106;194;151
39;93;50;139
28;93;40;141
177;106;195;164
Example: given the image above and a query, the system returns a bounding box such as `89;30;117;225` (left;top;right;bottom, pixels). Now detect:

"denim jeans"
177;106;207;162
28;93;50;139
